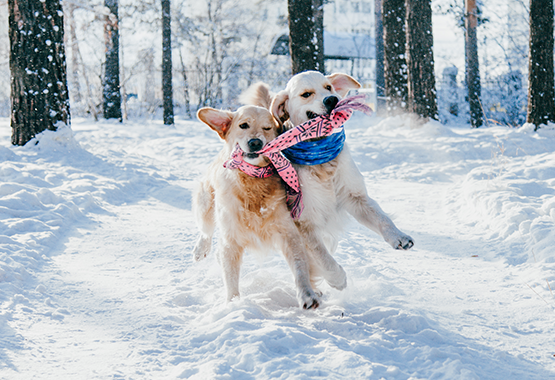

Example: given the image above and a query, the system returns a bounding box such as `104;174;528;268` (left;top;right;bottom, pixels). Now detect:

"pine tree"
103;0;122;120
527;0;555;130
9;0;70;146
405;0;438;120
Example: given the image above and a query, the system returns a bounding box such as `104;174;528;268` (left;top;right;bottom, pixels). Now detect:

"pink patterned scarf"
224;95;372;219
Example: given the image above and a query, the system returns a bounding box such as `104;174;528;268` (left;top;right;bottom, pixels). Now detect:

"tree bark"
465;0;483;127
103;0;122;120
9;0;70;146
162;0;174;125
405;0;438;120
527;0;555;130
67;3;81;104
383;0;407;115
288;0;324;74
375;0;386;115
313;0;325;73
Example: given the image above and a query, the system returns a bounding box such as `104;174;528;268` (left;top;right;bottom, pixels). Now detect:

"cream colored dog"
243;71;414;290
192;105;320;309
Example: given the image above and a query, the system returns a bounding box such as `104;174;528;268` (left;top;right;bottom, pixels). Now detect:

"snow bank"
0;115;553;379
0;125;87;307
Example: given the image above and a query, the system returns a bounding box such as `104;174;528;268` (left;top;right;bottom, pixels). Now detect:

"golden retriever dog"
192;105;320;309
242;71;414;290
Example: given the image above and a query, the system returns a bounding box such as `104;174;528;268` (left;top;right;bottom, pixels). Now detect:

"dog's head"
271;71;361;128
197;105;281;166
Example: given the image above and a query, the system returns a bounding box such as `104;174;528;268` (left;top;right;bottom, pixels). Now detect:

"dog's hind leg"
192;180;216;261
279;226;321;309
300;225;347;291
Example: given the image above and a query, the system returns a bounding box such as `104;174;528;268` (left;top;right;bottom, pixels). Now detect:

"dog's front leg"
219;240;244;302
192;179;215;261
345;193;414;250
336;149;414;250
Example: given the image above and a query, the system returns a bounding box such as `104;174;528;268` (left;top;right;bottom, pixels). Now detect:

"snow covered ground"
1;113;554;379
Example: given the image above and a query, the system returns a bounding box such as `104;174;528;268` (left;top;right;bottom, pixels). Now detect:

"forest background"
0;0;545;127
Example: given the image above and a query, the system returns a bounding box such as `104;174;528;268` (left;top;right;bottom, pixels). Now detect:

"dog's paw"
390;233;414;250
192;235;212;262
299;289;320;310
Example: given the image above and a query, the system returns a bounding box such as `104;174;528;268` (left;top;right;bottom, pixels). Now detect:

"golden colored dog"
192;105;320;309
242;71;414;291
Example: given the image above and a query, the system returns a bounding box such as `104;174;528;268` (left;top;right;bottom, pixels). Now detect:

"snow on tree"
375;0;386;114
383;0;408;115
405;0;438;120
465;0;483;127
103;0;122;120
162;0;174;125
287;0;325;74
526;0;555;130
9;0;71;146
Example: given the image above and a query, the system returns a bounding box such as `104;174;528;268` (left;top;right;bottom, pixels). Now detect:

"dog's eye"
301;92;313;98
262;127;272;131
325;85;332;91
239;123;249;129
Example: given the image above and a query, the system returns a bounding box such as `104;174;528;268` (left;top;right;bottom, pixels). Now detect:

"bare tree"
465;0;483;127
526;0;554;130
288;0;324;74
405;0;438;120
9;0;70;146
103;0;122;120
383;0;408;115
162;0;174;125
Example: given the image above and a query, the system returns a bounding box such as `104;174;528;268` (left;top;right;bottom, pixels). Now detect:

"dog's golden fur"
192;105;320;309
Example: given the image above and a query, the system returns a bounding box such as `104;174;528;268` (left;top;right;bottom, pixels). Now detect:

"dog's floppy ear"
270;90;289;127
197;107;234;139
327;73;361;98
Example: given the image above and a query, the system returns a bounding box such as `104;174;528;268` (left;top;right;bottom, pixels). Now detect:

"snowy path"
1;117;554;379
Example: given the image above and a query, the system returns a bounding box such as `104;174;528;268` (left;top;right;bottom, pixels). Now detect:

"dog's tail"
239;82;272;109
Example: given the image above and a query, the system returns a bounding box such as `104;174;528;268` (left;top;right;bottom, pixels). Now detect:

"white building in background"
323;0;375;87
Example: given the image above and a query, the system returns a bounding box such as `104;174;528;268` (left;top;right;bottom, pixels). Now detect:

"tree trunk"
288;0;324;74
67;3;81;104
527;0;555;130
465;0;483;127
162;0;174;125
103;0;122;120
405;0;438;120
375;0;386;115
383;0;407;115
312;0;325;73
9;0;70;146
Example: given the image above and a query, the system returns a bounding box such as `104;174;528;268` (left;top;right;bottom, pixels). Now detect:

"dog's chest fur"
214;165;287;245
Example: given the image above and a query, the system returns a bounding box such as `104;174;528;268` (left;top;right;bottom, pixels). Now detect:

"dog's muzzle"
245;138;263;158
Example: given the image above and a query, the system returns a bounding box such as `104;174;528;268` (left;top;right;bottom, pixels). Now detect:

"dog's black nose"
323;95;339;113
247;138;263;152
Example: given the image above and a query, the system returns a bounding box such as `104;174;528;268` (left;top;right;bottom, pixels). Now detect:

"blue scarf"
281;129;346;166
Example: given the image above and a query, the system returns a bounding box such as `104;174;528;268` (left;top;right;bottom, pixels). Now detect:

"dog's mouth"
306;110;320;120
244;152;260;159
